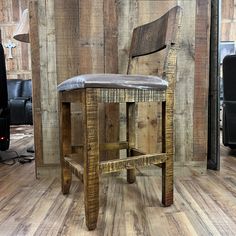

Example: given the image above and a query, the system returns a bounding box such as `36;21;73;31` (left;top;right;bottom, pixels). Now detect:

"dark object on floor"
0;148;34;165
222;55;236;149
7;79;33;125
0;43;10;151
26;145;34;153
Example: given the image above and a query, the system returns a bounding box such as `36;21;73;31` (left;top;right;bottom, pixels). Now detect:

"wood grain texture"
174;0;195;163
38;0;60;165
0;0;31;80
193;0;210;162
29;0;43;171
221;0;236;41
83;89;100;230
1;128;236;235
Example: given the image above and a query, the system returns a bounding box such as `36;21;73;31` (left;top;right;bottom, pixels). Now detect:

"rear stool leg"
127;102;136;184
62;167;72;194
60;101;72;194
127;168;136;183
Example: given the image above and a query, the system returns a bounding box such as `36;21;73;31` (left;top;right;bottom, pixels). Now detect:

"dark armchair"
7;79;33;125
222;55;236;148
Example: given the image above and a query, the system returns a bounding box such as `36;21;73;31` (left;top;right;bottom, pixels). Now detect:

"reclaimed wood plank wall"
0;0;31;80
221;0;236;40
29;0;210;176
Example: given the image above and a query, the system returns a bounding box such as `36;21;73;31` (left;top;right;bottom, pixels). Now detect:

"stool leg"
127;102;136;184
127;168;136;183
161;101;173;206
62;168;72;194
162;159;173;206
83;89;99;230
60;102;72;194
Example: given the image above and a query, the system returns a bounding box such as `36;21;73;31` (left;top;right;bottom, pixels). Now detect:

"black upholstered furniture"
222;55;236;148
0;43;10;151
7;79;33;125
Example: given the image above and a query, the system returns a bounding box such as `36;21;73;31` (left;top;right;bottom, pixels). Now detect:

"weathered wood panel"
103;0;120;160
37;0;59;165
221;0;236;41
54;0;81;151
29;0;43;171
0;0;31;80
193;0;210;162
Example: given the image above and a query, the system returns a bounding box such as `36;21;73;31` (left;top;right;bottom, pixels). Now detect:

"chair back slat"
129;6;182;58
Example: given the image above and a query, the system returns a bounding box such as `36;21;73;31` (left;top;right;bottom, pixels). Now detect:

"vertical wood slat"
78;0;104;74
29;0;43;169
174;0;195;163
38;0;60;165
12;0;20;21
194;0;210;161
54;0;80;84
104;0;119;160
54;0;81;149
77;0;105;160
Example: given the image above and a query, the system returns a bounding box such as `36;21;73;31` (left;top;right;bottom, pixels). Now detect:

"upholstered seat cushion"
57;74;168;91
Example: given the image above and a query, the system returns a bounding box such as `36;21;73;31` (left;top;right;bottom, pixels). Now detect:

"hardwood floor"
0;127;236;235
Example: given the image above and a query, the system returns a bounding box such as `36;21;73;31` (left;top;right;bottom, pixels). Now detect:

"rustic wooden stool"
58;6;182;230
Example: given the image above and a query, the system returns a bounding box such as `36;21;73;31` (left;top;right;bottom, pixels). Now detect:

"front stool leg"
84;163;99;230
162;157;173;206
83;89;99;230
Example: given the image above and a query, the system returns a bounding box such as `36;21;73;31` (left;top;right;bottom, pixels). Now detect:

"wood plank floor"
0;126;236;235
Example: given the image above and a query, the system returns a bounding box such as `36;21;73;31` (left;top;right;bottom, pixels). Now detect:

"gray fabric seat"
57;74;168;91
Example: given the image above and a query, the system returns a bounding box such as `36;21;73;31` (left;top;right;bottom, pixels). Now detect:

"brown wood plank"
193;0;210;161
174;0;195;163
103;0;119;161
36;0;59;165
221;0;236;41
12;0;19;21
29;0;43;169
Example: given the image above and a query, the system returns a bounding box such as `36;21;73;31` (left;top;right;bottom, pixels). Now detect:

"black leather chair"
7;79;33;125
222;55;236;148
0;43;10;151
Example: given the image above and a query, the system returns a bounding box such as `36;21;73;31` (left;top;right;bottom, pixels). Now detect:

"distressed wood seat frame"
59;6;182;230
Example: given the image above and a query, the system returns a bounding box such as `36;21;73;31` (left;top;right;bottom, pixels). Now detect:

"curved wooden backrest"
129;6;182;59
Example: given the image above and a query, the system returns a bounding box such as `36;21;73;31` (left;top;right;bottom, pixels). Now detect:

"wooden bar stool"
58;6;182;230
